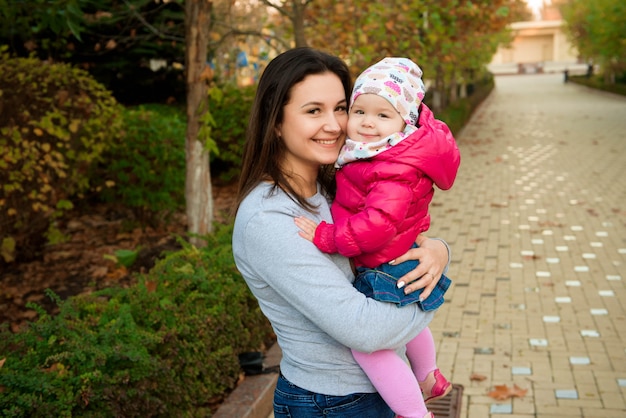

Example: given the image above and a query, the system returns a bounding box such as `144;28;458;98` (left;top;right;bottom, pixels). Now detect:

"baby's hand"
294;216;318;242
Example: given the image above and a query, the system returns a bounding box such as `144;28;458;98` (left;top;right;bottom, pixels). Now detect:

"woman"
232;47;451;418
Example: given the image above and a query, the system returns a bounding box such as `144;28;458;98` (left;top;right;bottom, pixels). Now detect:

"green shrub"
438;74;495;135
208;84;256;183
568;75;626;96
0;224;274;417
0;51;124;263
93;104;187;226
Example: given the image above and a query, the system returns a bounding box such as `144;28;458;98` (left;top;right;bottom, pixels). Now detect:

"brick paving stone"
426;74;626;417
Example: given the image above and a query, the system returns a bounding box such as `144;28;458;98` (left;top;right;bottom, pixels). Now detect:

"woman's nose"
324;113;343;132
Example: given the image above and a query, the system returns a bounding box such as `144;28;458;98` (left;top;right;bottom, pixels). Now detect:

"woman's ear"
275;125;282;139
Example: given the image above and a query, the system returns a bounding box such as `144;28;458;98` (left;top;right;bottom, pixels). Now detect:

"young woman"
232;47;451;418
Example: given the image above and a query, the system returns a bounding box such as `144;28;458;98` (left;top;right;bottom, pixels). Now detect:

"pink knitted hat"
350;57;426;127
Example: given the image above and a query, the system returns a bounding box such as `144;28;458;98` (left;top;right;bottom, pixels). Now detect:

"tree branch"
122;0;184;42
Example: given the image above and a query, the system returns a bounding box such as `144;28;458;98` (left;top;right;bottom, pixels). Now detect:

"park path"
428;73;626;417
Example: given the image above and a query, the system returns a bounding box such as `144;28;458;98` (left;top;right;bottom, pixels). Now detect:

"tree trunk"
185;0;213;247
292;0;307;47
449;77;458;104
432;65;445;113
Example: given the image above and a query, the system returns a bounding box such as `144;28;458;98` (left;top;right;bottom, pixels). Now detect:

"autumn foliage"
0;226;275;416
0;51;123;264
305;0;529;109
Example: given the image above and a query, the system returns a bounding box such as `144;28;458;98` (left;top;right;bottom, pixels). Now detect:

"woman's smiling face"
277;72;348;178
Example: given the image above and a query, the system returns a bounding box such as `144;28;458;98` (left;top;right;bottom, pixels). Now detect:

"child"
295;57;460;418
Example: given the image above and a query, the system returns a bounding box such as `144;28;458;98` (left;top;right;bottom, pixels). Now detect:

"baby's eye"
352;109;364;115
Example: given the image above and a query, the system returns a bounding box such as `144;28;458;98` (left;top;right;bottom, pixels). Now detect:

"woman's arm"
235;206;434;353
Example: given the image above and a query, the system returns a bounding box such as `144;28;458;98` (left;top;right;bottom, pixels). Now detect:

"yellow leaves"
1;237;16;263
34;128;44;136
31;201;47;213
42;362;67;376
69;119;80;133
487;384;528;401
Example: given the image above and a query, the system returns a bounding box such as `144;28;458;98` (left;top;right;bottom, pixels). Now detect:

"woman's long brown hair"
235;47;352;213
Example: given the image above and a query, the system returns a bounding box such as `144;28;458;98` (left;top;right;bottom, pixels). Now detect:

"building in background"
489;1;586;75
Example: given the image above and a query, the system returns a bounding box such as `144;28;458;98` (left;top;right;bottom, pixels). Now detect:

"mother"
232;47;451;417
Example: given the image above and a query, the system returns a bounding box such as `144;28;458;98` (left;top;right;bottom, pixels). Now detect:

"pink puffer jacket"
313;104;461;268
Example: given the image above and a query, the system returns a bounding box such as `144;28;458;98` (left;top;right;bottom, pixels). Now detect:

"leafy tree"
305;0;528;110
0;0;88;58
260;0;312;47
0;0;187;103
560;0;626;83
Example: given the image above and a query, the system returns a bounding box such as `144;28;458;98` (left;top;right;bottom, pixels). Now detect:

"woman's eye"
336;105;348;113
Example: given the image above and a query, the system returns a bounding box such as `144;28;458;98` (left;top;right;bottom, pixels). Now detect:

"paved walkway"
429;73;626;417
238;73;626;418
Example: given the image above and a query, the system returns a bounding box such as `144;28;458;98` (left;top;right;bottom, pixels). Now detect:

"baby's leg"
406;327;452;403
352;348;428;418
405;327;437;381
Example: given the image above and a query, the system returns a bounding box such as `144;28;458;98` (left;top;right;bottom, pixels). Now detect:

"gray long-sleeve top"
232;182;434;395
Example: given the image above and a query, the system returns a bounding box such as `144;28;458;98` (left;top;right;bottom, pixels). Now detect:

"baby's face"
347;94;405;143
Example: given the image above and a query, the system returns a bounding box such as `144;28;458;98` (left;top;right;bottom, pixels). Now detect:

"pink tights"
351;327;437;418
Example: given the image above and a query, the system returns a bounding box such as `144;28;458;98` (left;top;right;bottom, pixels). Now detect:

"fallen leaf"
487;384;528;400
0;358;5;368
470;373;487;381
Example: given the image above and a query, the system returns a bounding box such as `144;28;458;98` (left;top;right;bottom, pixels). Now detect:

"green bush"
0;51;124;263
208;84;256;183
93;104;187;226
438;74;495;135
0;224;274;417
568;74;626;96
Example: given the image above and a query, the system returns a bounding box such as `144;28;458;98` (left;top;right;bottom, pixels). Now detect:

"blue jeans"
354;244;452;311
273;374;395;417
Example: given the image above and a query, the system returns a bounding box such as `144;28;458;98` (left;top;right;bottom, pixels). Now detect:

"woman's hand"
390;235;450;300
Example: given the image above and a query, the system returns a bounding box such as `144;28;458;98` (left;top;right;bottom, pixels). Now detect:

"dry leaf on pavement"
487;384;528;400
470;373;487;381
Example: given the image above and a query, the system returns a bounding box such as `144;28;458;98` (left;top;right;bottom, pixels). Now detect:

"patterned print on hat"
350;57;426;127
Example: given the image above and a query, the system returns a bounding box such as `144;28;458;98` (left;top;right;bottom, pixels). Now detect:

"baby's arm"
295;215;340;254
294;216;318;243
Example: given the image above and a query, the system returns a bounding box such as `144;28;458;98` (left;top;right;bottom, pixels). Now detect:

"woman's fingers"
394;237;449;296
401;272;438;299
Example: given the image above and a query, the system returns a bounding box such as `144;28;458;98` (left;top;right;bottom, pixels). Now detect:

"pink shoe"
420;369;452;404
